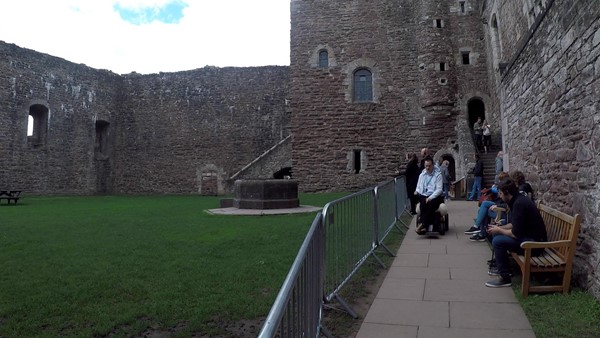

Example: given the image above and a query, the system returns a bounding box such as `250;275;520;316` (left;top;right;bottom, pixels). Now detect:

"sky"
0;0;290;75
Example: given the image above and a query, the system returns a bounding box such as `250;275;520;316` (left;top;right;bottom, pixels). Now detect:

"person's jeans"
443;183;449;200
475;201;495;227
492;235;531;279
468;176;482;200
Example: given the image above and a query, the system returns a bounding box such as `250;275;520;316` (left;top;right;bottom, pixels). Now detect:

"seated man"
485;178;547;288
465;171;510;241
414;156;444;234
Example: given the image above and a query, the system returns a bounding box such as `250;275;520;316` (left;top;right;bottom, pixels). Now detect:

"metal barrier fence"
258;177;409;338
375;179;403;256
394;176;412;228
258;212;330;338
322;187;377;317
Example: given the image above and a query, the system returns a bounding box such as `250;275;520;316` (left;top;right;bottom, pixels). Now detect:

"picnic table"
0;190;21;204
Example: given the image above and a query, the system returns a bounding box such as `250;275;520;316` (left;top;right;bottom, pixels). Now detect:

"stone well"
233;179;300;209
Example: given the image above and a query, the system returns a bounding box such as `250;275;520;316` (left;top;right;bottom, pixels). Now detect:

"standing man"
485;178;547;287
419;148;430;171
414;157;444;234
473;117;484;151
494;151;504;184
468;154;484;201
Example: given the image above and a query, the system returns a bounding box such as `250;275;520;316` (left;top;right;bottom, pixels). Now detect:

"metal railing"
258;212;330;338
322;187;377;318
258;177;410;338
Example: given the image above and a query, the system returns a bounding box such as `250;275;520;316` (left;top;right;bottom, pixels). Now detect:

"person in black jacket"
404;153;420;214
467;154;484;201
485;178;547;288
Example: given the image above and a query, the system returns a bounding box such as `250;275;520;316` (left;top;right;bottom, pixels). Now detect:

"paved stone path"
356;200;536;338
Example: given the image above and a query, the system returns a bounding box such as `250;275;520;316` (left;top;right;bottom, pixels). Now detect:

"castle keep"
1;0;599;296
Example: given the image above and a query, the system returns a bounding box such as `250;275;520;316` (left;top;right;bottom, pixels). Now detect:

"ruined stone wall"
0;41;290;195
484;0;600;297
0;42;122;194
290;0;490;192
113;67;290;194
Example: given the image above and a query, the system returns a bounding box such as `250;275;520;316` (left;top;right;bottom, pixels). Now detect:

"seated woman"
414;156;444;234
465;172;510;241
512;170;534;200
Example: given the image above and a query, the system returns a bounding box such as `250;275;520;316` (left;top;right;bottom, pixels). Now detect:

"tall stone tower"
290;0;492;192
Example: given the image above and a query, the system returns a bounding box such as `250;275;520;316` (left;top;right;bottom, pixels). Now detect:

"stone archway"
467;98;486;129
196;164;224;196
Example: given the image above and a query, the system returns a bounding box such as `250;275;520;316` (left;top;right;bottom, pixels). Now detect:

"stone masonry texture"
482;0;600;298
0;42;290;195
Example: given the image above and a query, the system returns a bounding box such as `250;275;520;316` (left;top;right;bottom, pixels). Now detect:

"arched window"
353;69;373;102
318;50;329;68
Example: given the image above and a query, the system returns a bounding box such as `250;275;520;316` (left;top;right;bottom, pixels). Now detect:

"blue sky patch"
114;1;188;25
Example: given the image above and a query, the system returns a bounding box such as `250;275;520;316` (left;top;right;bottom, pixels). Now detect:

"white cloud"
0;0;290;74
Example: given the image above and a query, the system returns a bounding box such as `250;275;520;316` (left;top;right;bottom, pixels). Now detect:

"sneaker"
488;268;512;277
485;277;512;288
464;226;479;234
469;233;487;242
488;267;500;276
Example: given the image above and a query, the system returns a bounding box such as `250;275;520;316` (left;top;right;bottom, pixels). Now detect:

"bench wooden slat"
513;202;581;297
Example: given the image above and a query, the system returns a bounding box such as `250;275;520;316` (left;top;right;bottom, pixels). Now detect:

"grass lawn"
0;193;345;337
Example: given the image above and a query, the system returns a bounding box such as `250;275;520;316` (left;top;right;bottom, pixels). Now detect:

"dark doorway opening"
467;98;485;129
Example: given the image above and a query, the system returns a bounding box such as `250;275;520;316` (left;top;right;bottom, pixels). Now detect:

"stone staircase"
479;151;498;188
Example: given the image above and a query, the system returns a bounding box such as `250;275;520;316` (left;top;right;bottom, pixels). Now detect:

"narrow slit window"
435;19;442;28
459;1;466;13
439;63;446;71
462;51;471;65
353;149;362;174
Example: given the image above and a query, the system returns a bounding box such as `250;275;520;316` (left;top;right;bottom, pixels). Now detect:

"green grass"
0;193;345;337
515;286;600;338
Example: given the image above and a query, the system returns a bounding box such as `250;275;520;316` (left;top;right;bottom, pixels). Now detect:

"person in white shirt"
415;157;444;234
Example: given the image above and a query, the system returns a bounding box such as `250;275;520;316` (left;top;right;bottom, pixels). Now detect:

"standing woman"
405;153;420;215
441;160;451;200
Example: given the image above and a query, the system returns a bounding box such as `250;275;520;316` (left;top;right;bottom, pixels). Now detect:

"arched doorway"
467;98;486;129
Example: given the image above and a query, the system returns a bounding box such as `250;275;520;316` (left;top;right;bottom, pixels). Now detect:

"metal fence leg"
377;242;395;257
370;251;387;269
319;324;333;338
333;294;359;319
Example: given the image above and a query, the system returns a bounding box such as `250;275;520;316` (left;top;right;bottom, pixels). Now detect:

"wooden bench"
510;202;581;297
0;190;21;205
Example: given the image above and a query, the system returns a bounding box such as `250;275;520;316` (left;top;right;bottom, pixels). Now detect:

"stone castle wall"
113;67;290;194
290;0;491;192
0;41;290;195
0;42;123;194
483;0;600;297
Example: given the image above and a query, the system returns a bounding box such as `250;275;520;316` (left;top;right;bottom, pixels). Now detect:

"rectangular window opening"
439;63;446;71
462;52;470;65
459;1;466;13
435;19;442;28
